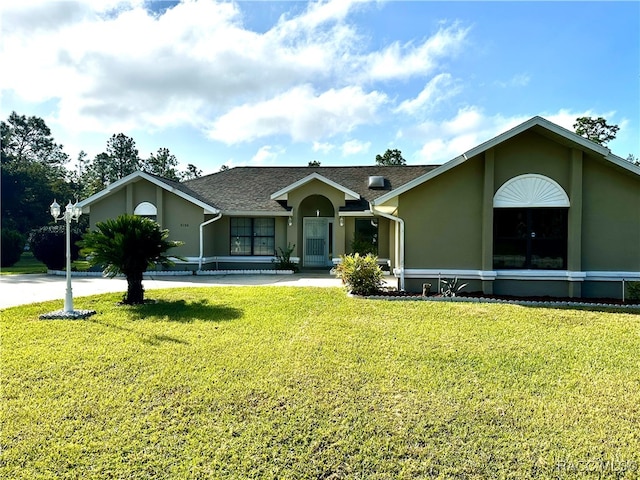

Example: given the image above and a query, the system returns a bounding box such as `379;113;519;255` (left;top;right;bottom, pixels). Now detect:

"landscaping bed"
368;289;640;308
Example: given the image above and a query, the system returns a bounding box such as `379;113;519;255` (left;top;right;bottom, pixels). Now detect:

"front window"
352;218;378;255
493;208;567;269
230;218;275;256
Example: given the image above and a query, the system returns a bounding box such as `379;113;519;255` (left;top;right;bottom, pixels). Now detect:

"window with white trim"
230;218;275;256
133;201;157;221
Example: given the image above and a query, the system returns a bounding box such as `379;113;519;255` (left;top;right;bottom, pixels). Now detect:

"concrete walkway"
0;272;365;309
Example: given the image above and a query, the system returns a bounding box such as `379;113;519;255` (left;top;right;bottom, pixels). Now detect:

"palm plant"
80;214;183;304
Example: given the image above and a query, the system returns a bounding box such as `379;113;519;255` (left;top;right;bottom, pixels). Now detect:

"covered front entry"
303;217;330;267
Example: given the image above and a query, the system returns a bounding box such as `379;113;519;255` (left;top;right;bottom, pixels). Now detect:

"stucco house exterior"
79;116;640;298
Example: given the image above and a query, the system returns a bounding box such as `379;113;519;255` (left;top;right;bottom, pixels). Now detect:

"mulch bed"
369;290;640;307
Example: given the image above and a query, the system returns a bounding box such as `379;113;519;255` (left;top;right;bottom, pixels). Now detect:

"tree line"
1;112;203;235
1;112;637;237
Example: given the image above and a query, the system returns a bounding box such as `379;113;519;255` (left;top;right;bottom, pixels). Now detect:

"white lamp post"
50;199;82;313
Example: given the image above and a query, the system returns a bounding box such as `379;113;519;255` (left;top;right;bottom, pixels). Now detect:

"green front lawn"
2;287;639;479
0;251;47;274
1;251;90;275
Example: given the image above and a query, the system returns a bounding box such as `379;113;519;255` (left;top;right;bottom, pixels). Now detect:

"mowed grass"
2;287;639;479
1;251;47;275
0;251;90;275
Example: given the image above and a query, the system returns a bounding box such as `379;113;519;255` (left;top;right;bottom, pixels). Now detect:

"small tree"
375;149;406;166
182;163;203;180
573;117;619;146
80;215;183;304
308;160;321;167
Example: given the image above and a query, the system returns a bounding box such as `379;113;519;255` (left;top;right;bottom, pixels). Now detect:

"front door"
303;217;329;267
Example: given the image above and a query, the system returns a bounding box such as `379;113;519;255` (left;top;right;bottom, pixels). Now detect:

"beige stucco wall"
160;192;203;258
582;157;640;271
88;179;204;258
399;157;484;269
88;189;127;230
396;129;640;297
493;131;571;192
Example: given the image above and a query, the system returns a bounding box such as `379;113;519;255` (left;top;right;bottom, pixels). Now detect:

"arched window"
134;202;157;221
493;175;569;269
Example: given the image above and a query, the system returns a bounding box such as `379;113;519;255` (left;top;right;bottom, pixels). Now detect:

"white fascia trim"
404;269;498;281
371;116;622;207
338;211;374;217
77;171;220;214
270;173;360;201
604;153;640;176
495;270;586;281
404;269;640;282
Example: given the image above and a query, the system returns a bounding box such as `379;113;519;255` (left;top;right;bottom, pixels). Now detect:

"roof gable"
372;116;639;207
270;173;361;201
78;171;220;214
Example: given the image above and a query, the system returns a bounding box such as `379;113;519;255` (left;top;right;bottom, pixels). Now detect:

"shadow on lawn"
123;299;244;323
88;299;243;345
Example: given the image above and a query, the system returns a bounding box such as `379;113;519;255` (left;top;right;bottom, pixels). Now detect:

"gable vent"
368;175;385;189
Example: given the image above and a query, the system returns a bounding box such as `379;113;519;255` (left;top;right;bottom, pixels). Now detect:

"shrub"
627;281;640;301
29;225;83;270
273;243;298;272
1;229;26;267
334;253;383;296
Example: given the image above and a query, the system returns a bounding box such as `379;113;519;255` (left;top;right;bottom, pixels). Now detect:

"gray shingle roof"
180;165;438;213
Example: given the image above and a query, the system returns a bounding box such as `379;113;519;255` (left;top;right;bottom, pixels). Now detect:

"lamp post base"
39;309;97;320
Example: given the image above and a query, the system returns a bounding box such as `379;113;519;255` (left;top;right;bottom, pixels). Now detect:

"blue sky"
1;1;638;175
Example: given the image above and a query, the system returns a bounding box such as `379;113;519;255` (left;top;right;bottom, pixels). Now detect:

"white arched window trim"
134;201;157;216
493;174;570;208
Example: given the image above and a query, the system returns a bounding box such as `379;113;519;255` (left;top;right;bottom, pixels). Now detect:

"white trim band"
404;269;640;282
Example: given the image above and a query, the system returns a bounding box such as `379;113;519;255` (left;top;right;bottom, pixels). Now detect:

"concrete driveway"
0;272;354;309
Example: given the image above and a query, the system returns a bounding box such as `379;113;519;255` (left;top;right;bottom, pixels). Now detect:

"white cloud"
313;141;335;154
208;85;388;143
395;73;461;115
250;145;285;164
413;107;529;163
413;107;623;165
494;73;531;88
0;0;468;144
341;139;371;156
362;24;469;81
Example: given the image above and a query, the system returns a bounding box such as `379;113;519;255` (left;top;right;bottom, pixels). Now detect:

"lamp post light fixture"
40;200;95;319
51;199;82;313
